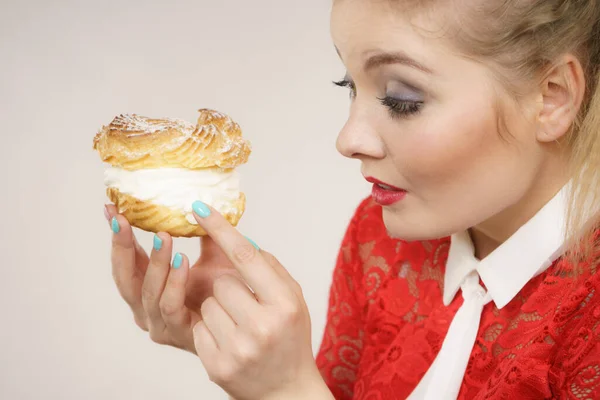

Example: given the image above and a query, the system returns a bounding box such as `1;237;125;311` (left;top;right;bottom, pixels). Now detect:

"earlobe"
536;106;572;143
536;55;585;143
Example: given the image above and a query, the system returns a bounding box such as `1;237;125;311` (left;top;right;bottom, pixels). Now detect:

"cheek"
380;100;542;239
391;105;503;189
379;109;509;240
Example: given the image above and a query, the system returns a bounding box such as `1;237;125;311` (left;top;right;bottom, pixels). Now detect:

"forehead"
330;0;456;66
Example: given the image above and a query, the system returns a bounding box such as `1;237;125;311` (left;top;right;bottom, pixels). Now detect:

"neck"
469;152;570;260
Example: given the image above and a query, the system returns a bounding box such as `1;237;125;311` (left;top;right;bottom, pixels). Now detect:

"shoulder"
549;248;600;329
547;252;600;391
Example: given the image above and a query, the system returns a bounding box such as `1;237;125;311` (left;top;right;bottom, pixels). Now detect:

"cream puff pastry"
93;109;251;237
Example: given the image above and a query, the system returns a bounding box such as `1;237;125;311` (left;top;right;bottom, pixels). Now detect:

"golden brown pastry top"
93;109;251;170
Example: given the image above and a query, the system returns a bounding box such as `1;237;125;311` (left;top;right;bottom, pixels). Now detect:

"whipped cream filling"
104;167;241;224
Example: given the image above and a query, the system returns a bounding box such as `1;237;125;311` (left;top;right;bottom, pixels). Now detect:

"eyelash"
333;79;423;119
377;96;423;119
333;79;356;98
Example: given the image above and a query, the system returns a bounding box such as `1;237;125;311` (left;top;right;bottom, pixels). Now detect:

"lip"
364;176;405;191
364;176;408;206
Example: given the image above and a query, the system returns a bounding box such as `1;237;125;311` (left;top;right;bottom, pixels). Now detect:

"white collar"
443;184;570;309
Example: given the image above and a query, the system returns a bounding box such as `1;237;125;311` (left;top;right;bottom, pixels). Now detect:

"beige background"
0;0;371;399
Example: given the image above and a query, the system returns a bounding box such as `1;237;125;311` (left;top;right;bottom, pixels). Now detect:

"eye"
377;96;423;119
333;79;356;99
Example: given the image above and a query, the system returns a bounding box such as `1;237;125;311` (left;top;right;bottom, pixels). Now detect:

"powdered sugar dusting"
186;109;249;166
95;109;251;169
110;114;195;137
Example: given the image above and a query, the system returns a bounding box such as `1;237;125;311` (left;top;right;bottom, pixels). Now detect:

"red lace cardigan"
316;197;600;399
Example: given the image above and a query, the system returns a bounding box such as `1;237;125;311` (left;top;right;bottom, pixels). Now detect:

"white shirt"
407;184;570;400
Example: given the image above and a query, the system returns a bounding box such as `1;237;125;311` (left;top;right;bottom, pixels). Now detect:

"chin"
381;207;454;242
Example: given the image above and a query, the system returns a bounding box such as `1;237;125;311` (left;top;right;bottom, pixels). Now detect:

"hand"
104;204;241;354
189;201;333;400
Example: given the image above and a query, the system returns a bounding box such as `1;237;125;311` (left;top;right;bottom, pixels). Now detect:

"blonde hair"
402;0;600;265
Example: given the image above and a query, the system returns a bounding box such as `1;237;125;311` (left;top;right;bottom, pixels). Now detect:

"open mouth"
365;176;408;206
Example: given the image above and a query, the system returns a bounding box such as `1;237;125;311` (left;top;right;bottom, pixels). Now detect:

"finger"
105;204;148;272
200;296;236;349
261;251;303;298
212;274;260;326
199;235;232;266
261;251;294;285
141;233;173;336
160;252;195;343
108;209;149;329
193;320;220;365
191;201;287;304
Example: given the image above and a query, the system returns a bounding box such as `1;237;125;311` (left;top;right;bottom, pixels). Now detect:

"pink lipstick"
365;176;408;206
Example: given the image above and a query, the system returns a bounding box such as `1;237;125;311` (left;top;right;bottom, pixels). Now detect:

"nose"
336;106;385;160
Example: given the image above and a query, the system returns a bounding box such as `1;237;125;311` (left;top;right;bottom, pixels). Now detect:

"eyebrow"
364;51;433;74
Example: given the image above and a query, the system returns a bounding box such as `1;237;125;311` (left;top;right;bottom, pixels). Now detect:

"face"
331;0;547;242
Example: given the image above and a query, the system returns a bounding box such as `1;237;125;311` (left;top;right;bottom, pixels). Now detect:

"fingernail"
103;205;110;221
192;200;211;218
153;234;163;251
111;217;120;234
245;236;260;250
173;253;183;269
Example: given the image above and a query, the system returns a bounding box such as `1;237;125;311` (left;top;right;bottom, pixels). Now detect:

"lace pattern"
316;198;600;399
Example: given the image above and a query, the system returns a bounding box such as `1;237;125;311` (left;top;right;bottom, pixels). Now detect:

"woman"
104;0;600;399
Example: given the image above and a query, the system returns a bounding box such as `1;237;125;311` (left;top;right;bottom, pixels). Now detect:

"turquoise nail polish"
111;217;120;234
153;235;163;251
245;236;260;250
173;253;183;269
192;200;211;218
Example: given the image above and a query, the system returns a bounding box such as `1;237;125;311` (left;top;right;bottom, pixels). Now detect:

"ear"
536;54;586;143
